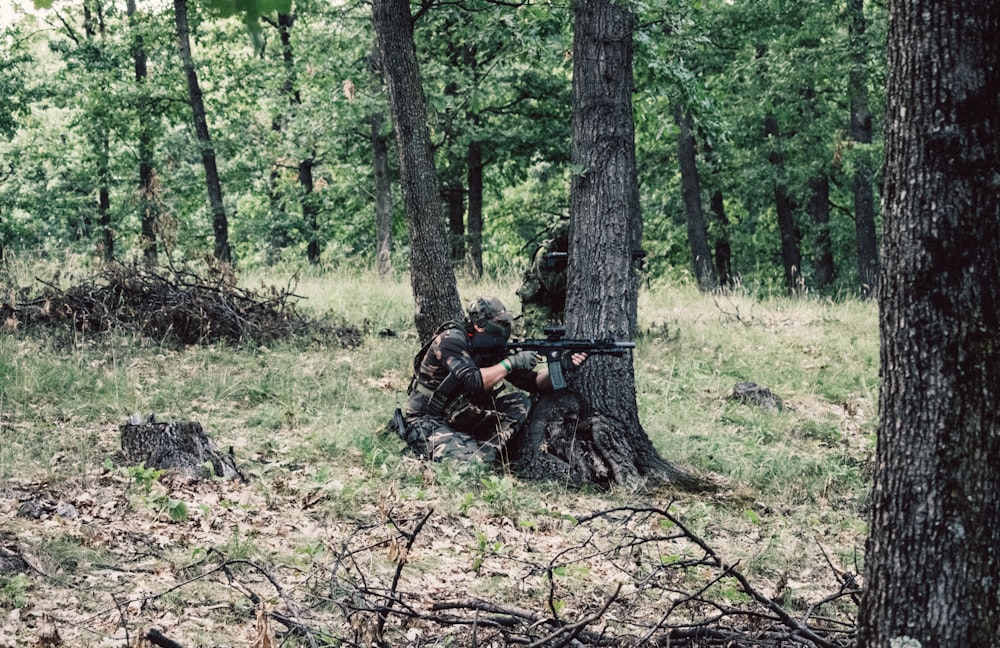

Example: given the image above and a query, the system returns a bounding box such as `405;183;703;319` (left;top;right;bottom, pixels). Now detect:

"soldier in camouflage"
516;219;568;336
400;296;586;465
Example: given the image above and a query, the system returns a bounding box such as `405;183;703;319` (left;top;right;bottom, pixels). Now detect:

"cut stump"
730;381;784;412
120;414;247;481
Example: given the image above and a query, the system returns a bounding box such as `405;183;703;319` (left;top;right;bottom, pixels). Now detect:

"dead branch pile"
2;263;361;347
320;506;858;648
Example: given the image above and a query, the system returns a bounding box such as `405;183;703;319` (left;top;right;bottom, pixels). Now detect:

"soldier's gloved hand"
560;352;588;375
507;350;541;372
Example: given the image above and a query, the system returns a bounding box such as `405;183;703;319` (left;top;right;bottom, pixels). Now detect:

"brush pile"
1;263;361;347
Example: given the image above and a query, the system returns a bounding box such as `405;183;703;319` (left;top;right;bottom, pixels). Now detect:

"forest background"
0;0;884;294
1;0;890;645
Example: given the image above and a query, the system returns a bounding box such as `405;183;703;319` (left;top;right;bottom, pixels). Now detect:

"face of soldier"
482;318;511;341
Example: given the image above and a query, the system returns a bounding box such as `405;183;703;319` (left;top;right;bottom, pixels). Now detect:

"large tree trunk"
765;113;803;294
372;0;463;341
174;0;230;264
848;0;879;298
512;0;705;490
673;106;716;291
856;2;1000;646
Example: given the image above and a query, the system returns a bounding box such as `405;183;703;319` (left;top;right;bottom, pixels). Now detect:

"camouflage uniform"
516;220;569;336
400;300;539;464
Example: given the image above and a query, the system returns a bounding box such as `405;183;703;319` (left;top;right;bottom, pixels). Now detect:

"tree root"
512;391;719;491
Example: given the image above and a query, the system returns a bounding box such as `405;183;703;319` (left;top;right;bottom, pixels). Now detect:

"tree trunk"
445;184;465;263
512;0;705;490
765;113;802;294
466;140;484;278
673;106;716;291
371;0;463;341
856;2;1000;646
709;189;732;288
848;0;878;298
128;0;158;267
84;2;114;264
370;42;394;277
279;12;321;265
120;415;246;482
174;0;230;264
807;175;835;288
300;159;320;263
372;110;394;276
97;139;113;263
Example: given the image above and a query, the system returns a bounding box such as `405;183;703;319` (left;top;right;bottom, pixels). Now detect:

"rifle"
472;325;636;390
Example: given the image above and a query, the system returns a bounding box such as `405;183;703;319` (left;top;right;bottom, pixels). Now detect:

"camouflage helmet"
467;296;517;327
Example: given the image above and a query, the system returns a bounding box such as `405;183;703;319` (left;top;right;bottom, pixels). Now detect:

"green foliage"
0;574;29;609
6;0;884;294
127;464;166;495
124;464;191;521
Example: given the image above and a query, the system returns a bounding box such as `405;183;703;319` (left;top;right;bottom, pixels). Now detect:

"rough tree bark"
856;1;1000;646
512;0;706;490
120;415;245;482
174;0;230;263
371;0;463;341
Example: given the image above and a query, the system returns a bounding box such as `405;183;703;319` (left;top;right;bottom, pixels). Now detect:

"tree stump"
730;381;784;412
120;414;246;481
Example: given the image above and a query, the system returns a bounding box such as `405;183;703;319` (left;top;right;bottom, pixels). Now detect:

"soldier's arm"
480;363;509;391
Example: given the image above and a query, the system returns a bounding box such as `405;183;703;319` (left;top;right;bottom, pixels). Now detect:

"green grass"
0;260;878;645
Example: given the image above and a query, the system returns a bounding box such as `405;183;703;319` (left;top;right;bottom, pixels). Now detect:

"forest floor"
0;268;875;647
